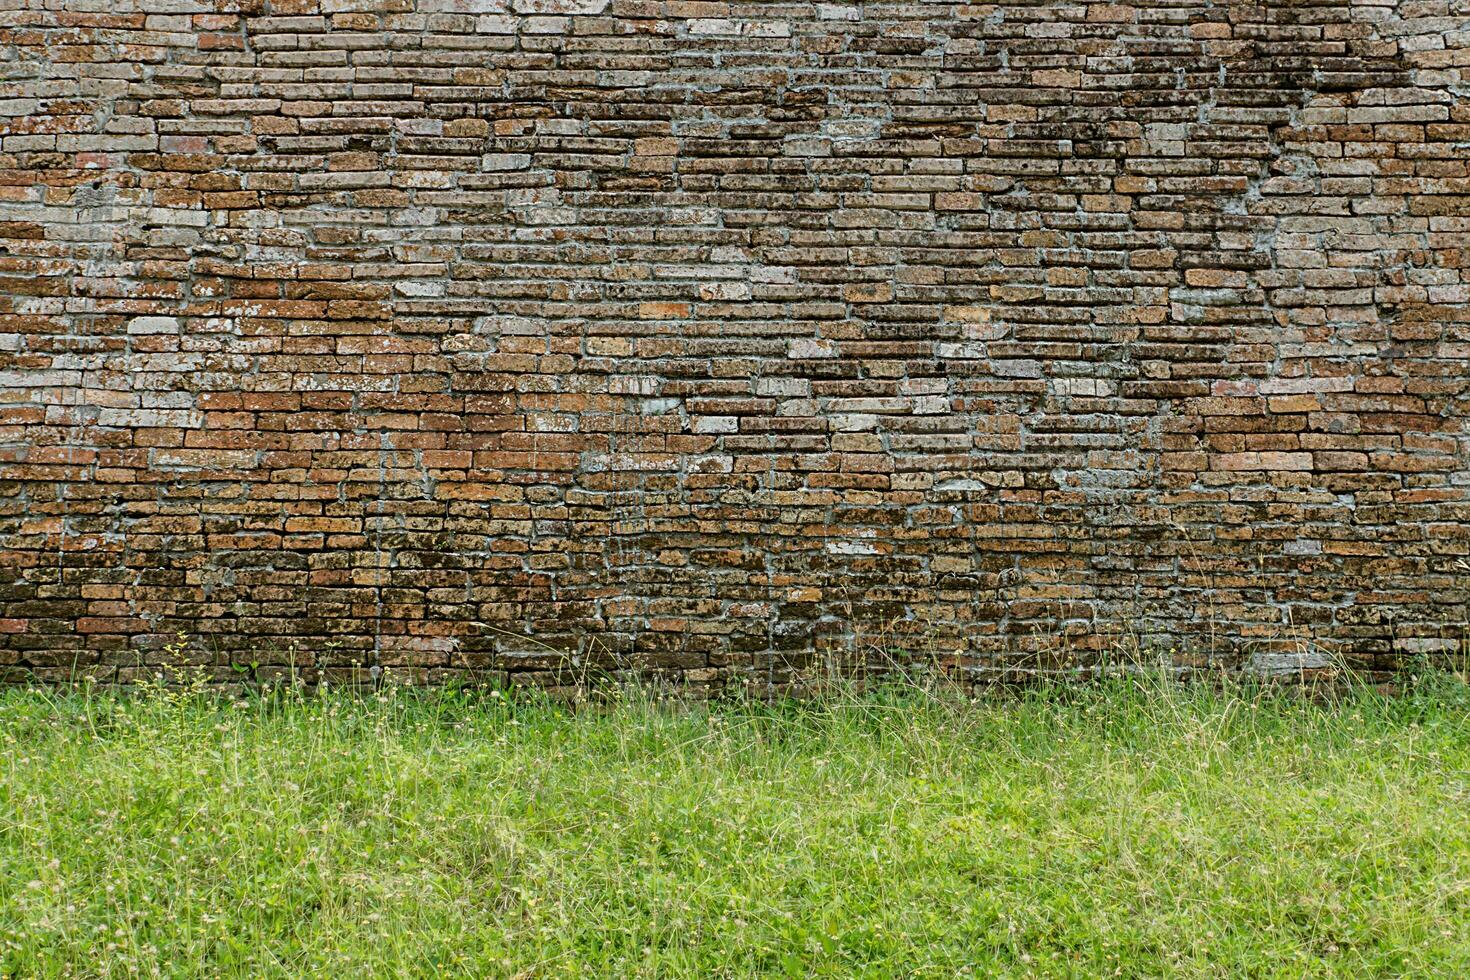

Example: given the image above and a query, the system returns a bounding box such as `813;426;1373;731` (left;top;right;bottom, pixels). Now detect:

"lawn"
1;674;1468;977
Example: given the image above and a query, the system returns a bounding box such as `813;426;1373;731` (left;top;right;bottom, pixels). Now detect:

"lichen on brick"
0;0;1467;691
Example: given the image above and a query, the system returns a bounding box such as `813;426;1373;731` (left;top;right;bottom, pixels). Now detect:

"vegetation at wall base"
1;671;1468;977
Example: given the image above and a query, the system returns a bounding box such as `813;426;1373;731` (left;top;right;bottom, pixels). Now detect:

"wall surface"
2;0;1468;689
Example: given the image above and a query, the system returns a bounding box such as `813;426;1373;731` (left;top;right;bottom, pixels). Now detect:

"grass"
1;673;1469;977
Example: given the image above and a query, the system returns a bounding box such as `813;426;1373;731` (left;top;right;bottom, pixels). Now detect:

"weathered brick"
0;0;1463;691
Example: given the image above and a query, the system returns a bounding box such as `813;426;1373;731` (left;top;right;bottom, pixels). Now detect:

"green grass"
1;675;1468;978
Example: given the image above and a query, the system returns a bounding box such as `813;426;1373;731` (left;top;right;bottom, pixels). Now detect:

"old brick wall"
1;0;1468;689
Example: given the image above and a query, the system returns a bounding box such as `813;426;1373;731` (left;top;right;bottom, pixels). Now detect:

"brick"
843;283;894;303
0;0;1462;692
1212;452;1313;472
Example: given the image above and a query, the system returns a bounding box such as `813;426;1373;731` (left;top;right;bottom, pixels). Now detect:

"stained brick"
0;0;1464;691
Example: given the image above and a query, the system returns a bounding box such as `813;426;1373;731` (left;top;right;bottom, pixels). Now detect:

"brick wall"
2;0;1468;689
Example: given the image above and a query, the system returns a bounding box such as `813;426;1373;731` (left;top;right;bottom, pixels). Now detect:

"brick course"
1;0;1468;689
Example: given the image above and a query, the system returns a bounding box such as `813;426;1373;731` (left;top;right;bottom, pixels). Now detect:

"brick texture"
1;0;1468;689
